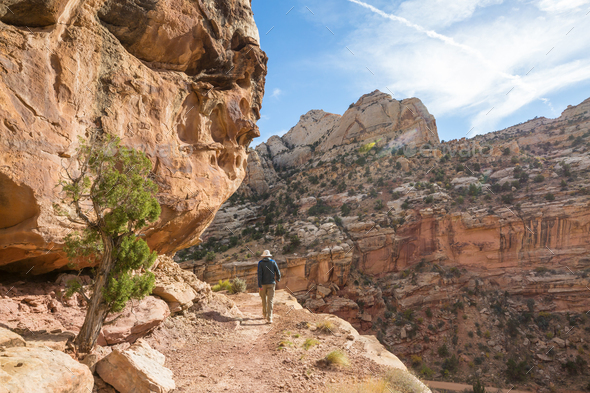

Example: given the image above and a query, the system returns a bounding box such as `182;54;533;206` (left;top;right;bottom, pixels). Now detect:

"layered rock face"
0;0;267;273
190;245;352;294
179;94;590;335
250;90;438;183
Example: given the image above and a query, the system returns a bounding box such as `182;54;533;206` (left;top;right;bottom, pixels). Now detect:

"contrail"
348;0;518;82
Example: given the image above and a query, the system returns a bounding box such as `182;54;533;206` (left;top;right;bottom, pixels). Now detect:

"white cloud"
397;0;504;28
536;0;590;13
270;88;282;99
336;0;590;135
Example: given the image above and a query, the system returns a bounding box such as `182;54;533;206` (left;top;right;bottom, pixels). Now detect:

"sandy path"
424;380;532;393
146;291;387;392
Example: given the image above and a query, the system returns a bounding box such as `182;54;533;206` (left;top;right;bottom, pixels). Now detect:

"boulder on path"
152;282;196;309
0;327;25;349
152;255;212;311
0;346;93;393
96;339;175;393
101;296;170;346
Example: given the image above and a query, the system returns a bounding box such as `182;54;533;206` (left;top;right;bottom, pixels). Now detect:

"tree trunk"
74;237;115;354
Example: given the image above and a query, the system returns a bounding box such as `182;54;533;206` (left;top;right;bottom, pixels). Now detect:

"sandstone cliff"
0;0;267;273
254;89;437;176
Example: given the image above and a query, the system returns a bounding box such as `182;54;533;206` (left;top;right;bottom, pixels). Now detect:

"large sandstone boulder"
0;327;25;349
101;296;170;346
96;340;175;393
0;346;93;393
152;255;212;312
0;0;267;274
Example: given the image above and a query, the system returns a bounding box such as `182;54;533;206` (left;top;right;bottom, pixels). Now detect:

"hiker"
257;250;281;324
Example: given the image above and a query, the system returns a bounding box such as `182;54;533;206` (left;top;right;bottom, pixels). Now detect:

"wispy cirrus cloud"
337;0;590;136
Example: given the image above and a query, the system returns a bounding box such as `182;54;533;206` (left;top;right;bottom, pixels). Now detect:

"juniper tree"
60;133;161;353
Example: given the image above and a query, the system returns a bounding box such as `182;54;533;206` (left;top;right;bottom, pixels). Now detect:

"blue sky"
251;0;590;144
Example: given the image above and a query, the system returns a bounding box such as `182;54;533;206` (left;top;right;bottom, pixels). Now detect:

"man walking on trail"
257;250;281;324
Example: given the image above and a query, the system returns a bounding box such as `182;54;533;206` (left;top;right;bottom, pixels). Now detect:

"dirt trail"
146;290;389;392
424;380;587;393
424;380;532;393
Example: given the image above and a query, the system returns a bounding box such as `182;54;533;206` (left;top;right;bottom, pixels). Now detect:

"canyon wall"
0;0;267;273
183;93;590;325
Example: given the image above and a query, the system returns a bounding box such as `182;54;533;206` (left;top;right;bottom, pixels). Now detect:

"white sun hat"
261;250;272;257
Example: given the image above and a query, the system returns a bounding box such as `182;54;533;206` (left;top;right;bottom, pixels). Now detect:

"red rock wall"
0;0;267;273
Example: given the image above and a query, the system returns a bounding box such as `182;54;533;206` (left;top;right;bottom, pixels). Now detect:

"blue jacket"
257;257;281;288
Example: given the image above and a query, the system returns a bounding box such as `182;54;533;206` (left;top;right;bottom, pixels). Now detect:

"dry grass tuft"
277;340;293;350
327;368;428;393
327;378;388;393
302;338;319;350
325;350;350;367
316;320;335;333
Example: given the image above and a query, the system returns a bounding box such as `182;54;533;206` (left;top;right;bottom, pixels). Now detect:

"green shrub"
563;356;588;375
403;309;414;321
211;279;232;292
441;354;459;374
505;358;528;382
340;203;351;216
308;199;333;216
230;277;247;293
533;174;545;183
438;344;450;357
473;378;485;393
545;193;555;201
410;355;423;367
420;365;434;378
501;193;514;204
468;183;481;196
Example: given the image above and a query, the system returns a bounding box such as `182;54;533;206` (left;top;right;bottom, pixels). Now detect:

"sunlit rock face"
252;90;439;170
0;0;267;273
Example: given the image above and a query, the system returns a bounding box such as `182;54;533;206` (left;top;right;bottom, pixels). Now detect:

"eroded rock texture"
237;90;438;194
0;0;267;273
